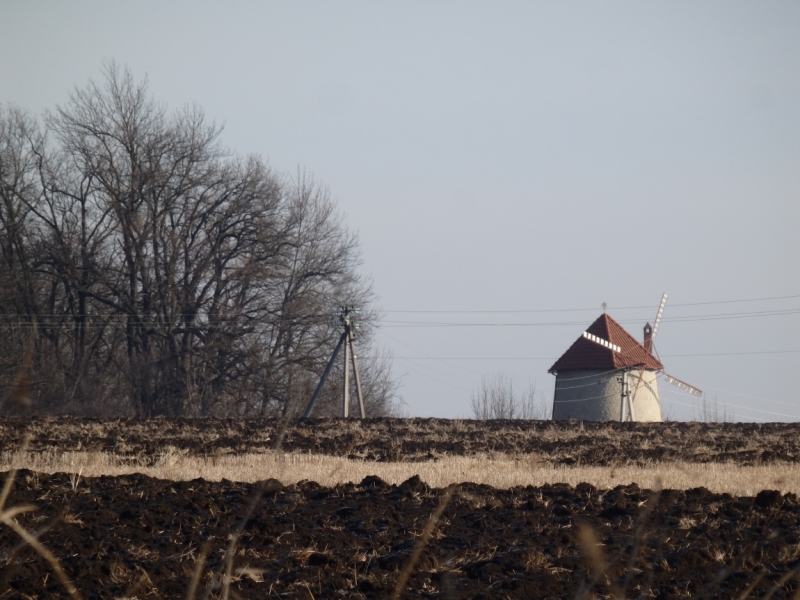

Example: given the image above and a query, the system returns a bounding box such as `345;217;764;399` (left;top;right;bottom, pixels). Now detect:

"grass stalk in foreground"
392;484;456;600
0;436;83;600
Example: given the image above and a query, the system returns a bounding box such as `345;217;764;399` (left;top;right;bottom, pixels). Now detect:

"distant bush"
470;372;551;420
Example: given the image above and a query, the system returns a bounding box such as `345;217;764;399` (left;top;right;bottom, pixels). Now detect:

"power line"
383;294;800;314
555;372;628;391
541;367;628;381
658;395;767;423
393;356;478;386
660;350;800;357
373;350;800;360
553;391;620;404
658;386;799;420
379;308;800;328
3;301;799;329
3;293;799;320
682;380;799;410
377;329;485;376
392;358;473;393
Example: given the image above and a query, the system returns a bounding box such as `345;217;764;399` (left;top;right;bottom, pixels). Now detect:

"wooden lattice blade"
662;372;703;397
582;331;621;353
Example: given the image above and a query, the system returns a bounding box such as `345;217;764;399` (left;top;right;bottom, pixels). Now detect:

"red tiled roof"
548;313;663;373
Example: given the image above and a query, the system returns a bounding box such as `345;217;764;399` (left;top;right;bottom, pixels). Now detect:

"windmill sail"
651;293;668;339
662;372;703;397
582;332;621;353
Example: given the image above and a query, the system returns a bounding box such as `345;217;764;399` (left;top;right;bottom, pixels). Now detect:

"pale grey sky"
2;1;799;420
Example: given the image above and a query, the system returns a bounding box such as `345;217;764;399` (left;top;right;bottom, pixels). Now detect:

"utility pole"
620;370;635;422
303;306;366;418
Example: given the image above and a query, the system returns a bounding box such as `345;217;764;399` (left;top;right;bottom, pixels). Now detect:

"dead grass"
1;449;799;496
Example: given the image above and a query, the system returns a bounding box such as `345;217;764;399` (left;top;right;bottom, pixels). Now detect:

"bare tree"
0;64;400;418
519;380;551;420
693;394;734;423
470;372;550;420
0;106;49;412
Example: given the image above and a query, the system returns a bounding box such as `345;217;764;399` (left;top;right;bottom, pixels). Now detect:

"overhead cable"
658;387;799;420
679;380;799;410
377;329;484;376
392;358;472;393
659;396;766;423
383;293;800;314
378;350;799;360
380;308;800;328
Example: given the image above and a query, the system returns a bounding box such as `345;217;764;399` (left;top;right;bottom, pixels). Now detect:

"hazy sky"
2;2;798;420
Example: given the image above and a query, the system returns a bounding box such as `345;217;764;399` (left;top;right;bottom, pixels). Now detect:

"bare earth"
1;417;799;465
1;418;800;598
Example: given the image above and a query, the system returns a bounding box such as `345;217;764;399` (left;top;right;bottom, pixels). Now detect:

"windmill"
548;294;701;422
628;293;702;419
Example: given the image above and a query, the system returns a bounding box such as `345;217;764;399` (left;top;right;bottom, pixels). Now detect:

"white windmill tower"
549;293;702;422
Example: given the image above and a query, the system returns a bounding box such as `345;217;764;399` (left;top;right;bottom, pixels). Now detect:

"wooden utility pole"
303;306;366;418
620;370;635;422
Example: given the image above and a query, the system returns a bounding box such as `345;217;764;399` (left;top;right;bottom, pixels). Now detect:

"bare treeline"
470;373;551;420
0;65;399;418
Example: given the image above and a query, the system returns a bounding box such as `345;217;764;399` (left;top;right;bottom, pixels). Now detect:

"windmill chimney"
643;323;653;353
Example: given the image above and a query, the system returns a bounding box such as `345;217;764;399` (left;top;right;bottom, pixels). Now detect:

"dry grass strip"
1;450;799;496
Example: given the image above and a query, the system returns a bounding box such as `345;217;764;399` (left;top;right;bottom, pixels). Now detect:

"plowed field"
1;418;800;598
1;470;799;599
2;417;799;465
